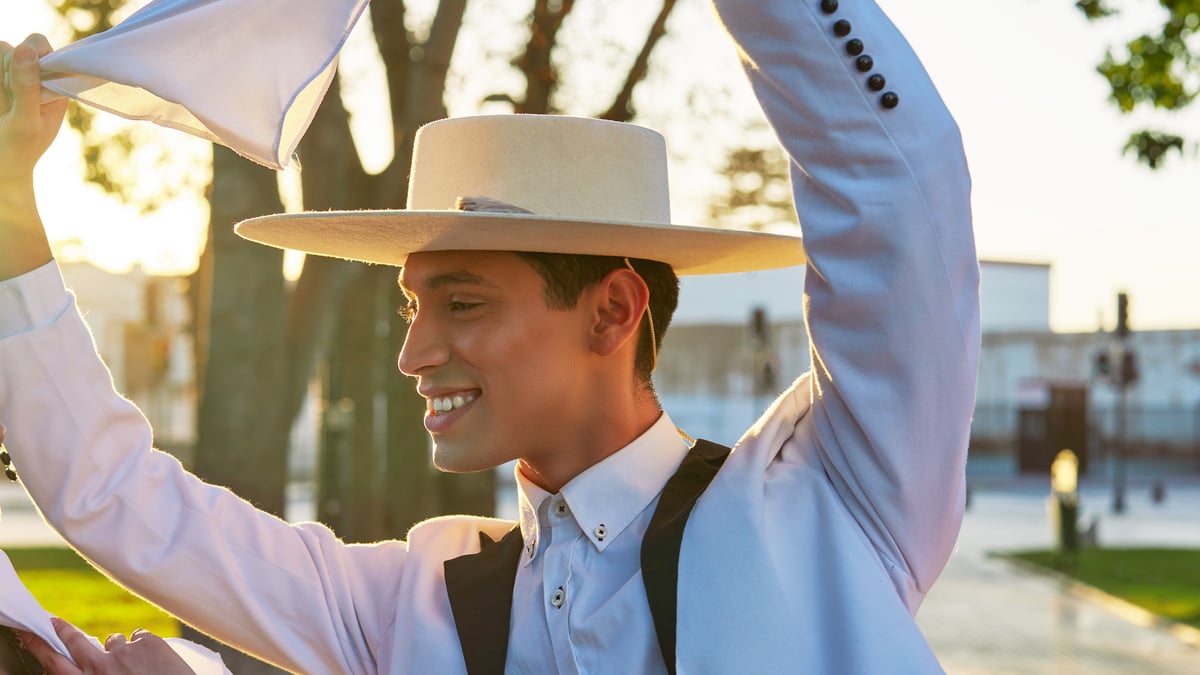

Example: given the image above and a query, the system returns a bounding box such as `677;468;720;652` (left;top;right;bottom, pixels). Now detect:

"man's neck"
516;398;662;493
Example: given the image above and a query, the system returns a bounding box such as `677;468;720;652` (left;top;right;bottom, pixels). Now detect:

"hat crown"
407;115;671;224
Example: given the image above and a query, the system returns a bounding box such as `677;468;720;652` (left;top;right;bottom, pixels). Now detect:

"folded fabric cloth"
0;548;231;674
37;0;369;170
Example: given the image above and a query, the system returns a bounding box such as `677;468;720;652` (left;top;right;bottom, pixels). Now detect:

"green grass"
1007;548;1200;629
6;547;180;639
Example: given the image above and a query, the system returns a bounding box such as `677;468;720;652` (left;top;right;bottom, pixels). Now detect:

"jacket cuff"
0;261;71;340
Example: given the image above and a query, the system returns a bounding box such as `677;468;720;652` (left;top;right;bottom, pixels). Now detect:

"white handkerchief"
0;549;231;674
37;0;369;170
0;549;71;660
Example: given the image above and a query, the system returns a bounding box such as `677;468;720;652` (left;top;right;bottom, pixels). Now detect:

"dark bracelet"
0;444;16;482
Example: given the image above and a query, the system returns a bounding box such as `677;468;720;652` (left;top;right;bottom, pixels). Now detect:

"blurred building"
60;262;197;455
655;260;1200;459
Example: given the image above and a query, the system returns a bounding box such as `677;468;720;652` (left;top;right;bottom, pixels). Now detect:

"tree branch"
601;0;677;122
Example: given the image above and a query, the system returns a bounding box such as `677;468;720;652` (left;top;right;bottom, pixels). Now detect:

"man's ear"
588;268;649;358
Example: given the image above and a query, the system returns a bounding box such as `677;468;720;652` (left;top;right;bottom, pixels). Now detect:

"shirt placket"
543;495;583;675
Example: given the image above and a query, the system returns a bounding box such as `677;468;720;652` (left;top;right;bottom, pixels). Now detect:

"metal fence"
972;403;1200;459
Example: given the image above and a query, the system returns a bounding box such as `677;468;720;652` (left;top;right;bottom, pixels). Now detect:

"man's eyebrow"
397;270;498;293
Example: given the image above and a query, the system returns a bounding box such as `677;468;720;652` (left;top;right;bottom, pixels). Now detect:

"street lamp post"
1111;293;1136;514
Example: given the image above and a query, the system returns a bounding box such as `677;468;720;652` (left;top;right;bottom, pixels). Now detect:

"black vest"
443;439;732;675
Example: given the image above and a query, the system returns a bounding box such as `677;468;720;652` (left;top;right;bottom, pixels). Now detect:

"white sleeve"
0;261;72;339
713;0;980;596
0;280;405;674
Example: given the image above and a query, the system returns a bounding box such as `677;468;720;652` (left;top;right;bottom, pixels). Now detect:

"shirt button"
553;500;569;517
525;543;534;557
551;587;566;608
594;524;608;541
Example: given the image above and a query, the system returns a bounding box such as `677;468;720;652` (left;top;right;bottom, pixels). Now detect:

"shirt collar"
514;411;690;559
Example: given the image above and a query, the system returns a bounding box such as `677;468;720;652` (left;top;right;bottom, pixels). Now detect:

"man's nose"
397;314;449;376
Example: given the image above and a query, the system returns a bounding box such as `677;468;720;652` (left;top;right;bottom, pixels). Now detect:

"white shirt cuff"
0;261;72;339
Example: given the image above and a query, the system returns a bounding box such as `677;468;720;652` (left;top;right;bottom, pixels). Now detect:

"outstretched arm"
713;0;980;605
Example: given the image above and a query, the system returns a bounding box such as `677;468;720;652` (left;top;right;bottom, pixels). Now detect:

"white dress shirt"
507;414;688;674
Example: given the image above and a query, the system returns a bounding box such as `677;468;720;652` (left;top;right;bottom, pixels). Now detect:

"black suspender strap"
640;438;733;675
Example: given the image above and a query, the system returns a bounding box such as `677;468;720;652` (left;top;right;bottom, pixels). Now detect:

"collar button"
594;524;608;541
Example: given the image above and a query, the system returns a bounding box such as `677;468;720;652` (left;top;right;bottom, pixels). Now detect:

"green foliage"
1123;129;1185;167
1076;0;1117;19
1078;0;1200;167
1009;547;1200;628
6;547;180;638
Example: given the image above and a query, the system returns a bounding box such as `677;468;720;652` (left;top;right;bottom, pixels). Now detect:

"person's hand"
21;618;195;675
0;34;64;280
0;35;66;184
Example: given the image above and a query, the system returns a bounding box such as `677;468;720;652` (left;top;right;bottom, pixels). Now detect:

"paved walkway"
918;468;1200;674
3;461;1199;673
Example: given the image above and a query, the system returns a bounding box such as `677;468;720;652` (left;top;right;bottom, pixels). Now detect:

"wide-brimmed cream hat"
235;114;805;275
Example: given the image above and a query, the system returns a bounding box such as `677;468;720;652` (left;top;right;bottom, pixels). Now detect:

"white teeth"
430;393;476;414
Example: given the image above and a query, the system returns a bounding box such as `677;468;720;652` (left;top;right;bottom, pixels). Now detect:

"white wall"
979;260;1050;334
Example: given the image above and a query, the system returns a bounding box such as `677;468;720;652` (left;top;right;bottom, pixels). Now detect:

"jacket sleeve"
0;265;401;674
712;0;980;600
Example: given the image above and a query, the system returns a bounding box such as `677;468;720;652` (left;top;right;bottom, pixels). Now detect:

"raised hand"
0;35;66;183
0;34;67;280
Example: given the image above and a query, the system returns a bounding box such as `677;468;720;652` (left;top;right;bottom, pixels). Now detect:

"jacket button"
868;73;887;91
833;19;851;37
820;0;838;14
855;55;874;72
845;39;864;56
881;92;900;109
551;587;566;608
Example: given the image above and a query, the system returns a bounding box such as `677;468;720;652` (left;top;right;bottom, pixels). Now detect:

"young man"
0;0;979;672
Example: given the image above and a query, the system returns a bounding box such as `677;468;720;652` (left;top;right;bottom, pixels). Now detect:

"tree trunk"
184;145;290;674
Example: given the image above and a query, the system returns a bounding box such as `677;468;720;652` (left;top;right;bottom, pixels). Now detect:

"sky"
4;0;1200;333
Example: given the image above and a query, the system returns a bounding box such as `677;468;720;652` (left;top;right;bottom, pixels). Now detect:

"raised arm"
713;0;980;601
0;37;402;673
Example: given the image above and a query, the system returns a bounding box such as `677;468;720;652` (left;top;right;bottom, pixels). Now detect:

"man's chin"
431;441;497;474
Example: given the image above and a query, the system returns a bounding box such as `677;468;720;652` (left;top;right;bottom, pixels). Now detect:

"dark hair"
516;252;679;383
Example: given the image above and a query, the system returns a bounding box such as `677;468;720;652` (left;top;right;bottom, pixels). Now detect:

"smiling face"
397;250;603;475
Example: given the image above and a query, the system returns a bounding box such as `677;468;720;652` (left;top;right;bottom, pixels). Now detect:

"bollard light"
1050;449;1080;558
1051;449;1078;501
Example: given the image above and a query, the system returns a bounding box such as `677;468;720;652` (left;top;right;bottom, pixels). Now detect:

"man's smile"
428;390;479;415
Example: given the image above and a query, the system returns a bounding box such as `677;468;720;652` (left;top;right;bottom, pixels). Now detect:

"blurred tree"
708;139;796;232
47;1;680;671
1074;0;1200;168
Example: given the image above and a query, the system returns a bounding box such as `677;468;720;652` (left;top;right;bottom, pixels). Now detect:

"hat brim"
235;210;805;275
